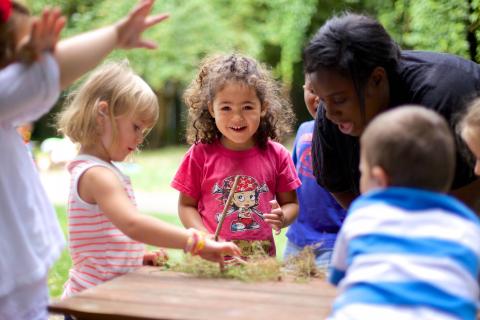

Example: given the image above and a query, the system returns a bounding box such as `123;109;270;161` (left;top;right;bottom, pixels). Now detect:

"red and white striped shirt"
62;155;144;298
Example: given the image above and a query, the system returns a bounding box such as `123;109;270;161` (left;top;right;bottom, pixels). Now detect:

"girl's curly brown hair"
184;53;295;148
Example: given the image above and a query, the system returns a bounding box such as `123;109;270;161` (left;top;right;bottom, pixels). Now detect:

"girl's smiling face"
208;81;265;151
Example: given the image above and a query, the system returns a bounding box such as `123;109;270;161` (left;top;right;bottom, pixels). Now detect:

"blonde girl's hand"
17;7;66;63
198;239;241;265
264;199;285;235
115;0;169;49
143;248;169;266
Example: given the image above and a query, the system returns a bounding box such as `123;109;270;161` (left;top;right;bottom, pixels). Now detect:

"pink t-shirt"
172;140;301;256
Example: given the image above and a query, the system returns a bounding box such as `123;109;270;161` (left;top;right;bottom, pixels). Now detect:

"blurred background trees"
29;0;480;147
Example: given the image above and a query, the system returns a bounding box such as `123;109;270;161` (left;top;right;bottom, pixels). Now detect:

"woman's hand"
115;0;169;49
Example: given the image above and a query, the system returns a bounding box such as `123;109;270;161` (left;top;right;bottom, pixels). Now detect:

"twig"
230;255;248;265
214;175;240;241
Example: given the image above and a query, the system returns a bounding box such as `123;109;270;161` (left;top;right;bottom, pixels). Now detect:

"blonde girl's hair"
183;53;295;148
57;60;159;148
0;1;30;68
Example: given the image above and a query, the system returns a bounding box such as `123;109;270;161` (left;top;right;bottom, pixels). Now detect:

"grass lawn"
48;145;288;298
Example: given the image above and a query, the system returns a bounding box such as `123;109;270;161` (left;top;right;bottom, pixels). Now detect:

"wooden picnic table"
49;266;336;320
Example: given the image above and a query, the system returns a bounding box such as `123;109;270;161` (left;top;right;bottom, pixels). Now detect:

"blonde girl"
57;61;240;298
172;53;301;256
0;1;168;318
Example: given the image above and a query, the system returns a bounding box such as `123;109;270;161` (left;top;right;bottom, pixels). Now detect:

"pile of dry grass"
162;242;325;282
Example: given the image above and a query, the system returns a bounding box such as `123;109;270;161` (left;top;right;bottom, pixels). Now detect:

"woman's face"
308;68;389;136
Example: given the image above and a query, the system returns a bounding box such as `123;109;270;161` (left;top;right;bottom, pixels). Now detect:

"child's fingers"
263;212;283;234
52;16;67;48
156;249;169;261
137;39;157;49
130;0;154;20
43;9;62;50
269;199;280;209
29;19;40;48
44;8;56;35
144;14;170;29
223;242;241;256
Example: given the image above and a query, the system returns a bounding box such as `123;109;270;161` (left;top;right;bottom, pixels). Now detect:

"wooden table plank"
49;267;336;320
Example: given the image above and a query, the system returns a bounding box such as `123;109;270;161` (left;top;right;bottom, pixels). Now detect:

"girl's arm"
263;190;299;234
78;166;239;261
178;192;209;233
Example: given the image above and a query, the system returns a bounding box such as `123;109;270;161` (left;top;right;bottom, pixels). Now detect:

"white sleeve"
0;53;60;126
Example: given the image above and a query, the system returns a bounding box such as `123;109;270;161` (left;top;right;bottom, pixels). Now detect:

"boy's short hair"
361;106;455;192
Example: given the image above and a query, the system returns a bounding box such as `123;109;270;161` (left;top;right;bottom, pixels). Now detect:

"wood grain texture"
49;267;336;320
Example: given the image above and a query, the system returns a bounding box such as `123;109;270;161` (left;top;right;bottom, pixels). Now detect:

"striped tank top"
62;155;144;298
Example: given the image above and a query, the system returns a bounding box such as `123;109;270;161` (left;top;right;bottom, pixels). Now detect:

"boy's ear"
371;165;389;188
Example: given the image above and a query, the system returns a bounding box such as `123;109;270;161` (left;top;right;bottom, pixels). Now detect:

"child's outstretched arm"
263;191;299;235
178;192;210;233
79;166;240;262
55;0;168;89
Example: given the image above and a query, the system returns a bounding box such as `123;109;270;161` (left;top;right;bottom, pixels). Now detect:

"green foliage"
28;0;317;88
369;0;476;59
27;0;480;141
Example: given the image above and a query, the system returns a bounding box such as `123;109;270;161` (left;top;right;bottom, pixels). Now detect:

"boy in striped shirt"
328;106;480;320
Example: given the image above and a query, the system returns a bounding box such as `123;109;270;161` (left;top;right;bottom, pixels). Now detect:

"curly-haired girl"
172;53;301;256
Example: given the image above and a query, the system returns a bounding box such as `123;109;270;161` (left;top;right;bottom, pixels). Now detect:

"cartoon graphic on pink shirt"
213;175;268;232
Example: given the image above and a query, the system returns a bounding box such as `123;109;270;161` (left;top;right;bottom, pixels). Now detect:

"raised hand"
115;0;169;49
17;7;66;63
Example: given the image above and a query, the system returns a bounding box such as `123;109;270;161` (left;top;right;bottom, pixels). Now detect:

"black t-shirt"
312;50;480;194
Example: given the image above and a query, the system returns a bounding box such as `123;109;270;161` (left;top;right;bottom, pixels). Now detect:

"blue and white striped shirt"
328;187;480;320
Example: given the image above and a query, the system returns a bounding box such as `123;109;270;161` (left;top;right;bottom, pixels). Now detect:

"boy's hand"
143;248;169;266
115;0;169;50
263;199;285;235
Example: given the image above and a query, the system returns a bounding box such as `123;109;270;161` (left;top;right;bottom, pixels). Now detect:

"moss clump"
283;244;326;281
165;241;282;282
162;242;326;282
